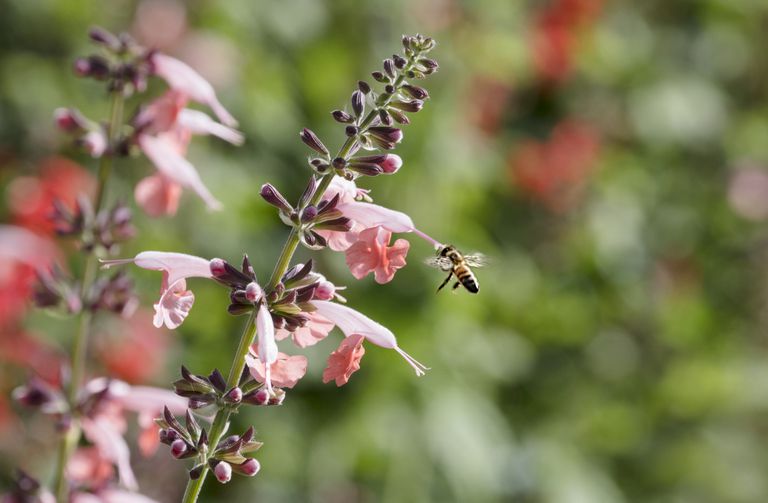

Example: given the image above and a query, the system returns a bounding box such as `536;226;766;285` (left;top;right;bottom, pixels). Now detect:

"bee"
425;245;486;294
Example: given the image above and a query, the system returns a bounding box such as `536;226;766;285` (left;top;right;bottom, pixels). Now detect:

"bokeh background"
2;0;768;501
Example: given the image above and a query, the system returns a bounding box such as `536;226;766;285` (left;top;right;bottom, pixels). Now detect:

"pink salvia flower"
134;173;182;217
138;134;223;212
256;302;277;392
149;53;238;127
274;311;335;348
313;300;428;376
322;334;365;386
100;251;212;329
345;226;410;284
82;130;107;158
246;351;308;388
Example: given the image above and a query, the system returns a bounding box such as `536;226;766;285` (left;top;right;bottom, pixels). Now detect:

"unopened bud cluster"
53;197;136;253
156;405;262;483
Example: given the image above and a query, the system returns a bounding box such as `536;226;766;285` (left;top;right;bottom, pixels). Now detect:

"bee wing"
425;256;454;272
463;253;488;268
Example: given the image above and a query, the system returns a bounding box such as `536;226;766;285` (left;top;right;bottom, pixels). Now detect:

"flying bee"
425;245;486;294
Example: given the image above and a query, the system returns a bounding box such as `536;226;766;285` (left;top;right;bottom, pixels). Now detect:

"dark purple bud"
390;100;424;113
383;58;396;78
407;69;426;79
402;84;429;100
358;80;371;94
384;84;395;94
89;26;119;49
367;126;403;144
351;90;365;117
402;35;415;50
348;162;383;177
298;176;317;208
332;157;347;170
309;158;330;174
371;71;388;83
301;205;318;223
209;369;227;392
389;108;411;125
422;37;436;51
189;465;205;480
225;387;243;404
379;109;393;126
393;54;407;69
214;461;232;483
171;439;188;458
237;459;261;477
345;125;358;137
419;58;439;71
299;128;329;156
332;109;354;123
74;55;111;80
259;183;293;213
188;398;208;409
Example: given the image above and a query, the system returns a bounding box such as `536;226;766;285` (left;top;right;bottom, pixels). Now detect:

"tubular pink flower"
134;173;183;217
138;134;223;212
256;302;277;392
322;334;365;386
101;251;213;329
275;312;335;348
313;300;428;376
345;226;410;284
82;130;107;158
81;415;137;491
149;53;238;127
337;201;415;234
177;109;244;145
246;351;308;388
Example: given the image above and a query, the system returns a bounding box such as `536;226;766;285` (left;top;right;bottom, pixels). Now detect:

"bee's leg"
452;281;461;291
436;272;453;293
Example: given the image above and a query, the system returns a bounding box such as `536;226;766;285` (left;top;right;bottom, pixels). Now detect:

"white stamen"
99;257;135;269
394;346;429;377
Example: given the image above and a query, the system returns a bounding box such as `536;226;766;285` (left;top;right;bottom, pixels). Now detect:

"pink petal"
322;334;365;386
313;301;428;376
150;53;238;127
246;352;308;388
345;233;382;280
134;174;182;217
153;279;194;329
177;109;244;145
324;177;359;204
337;201;414;233
314;228;359;252
134;89;187;135
275;312;335;348
81;416;137;491
257;302;277;373
131;251;212;288
0;225;57;266
374;237;410;284
139;134;222;211
82;130;107;158
116;384;188;416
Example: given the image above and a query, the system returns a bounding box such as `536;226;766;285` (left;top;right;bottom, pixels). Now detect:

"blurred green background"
3;0;768;501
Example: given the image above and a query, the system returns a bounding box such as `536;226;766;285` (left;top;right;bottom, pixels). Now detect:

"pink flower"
134;173;182;217
313;300;428;376
81;130;107;157
322;334;365;386
255;301;278;392
101;251;213;329
246;351;308;388
275;311;335;348
67;447;114;489
133;90;243;215
345;226;410;284
149;53;238;127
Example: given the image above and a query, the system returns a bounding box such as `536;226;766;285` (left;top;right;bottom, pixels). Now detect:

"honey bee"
426;245;486;294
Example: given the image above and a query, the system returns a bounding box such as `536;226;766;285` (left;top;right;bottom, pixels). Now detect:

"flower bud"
418;58;439;71
383;58;396;78
89;27;119;49
402;84;429;100
299;128;329;156
388;109;410;125
345;125;358;137
348;162;383;177
259;184;293;213
314;280;336;301
371;71;388;83
367;126;403;145
390;100;424;113
245;388;270;406
214;461;232;483
332;110;354;123
237;458;261;477
393;54;407;69
301;205;318;223
171;439;188;459
378;109;393;126
74;55;111;80
54;108;87;132
358;80;371;94
81;130;107;158
225;387;243;404
351;90;365;117
380;154;402;174
332;157;347;170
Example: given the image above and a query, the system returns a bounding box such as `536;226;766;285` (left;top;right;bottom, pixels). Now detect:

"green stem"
181;311;257;503
53;90;124;503
180;50;422;503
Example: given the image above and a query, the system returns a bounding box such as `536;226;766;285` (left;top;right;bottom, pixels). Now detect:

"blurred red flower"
509;119;600;211
531;0;602;84
7;156;94;234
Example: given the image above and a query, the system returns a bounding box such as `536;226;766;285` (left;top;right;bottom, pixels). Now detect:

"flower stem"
181;310;258;503
181;48;424;503
53;90;124;503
